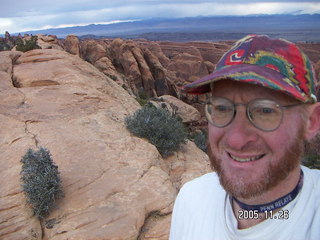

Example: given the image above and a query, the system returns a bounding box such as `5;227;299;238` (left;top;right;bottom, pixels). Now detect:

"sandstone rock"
64;35;80;56
94;56;126;86
167;53;209;82
139;214;171;240
131;46;156;97
139;41;171;67
143;49;175;97
36;35;64;50
163;140;211;191
109;39;157;96
13;49;113;88
191;41;232;63
150;95;201;123
0;49;210;240
139;140;211;240
110;39;143;95
297;42;320;63
80;39;107;63
159;42;202;60
0;51;22;75
204;61;215;73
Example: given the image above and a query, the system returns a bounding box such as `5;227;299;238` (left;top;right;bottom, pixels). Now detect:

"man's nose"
224;108;258;151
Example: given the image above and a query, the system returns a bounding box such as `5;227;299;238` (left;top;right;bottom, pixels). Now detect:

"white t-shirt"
170;166;320;240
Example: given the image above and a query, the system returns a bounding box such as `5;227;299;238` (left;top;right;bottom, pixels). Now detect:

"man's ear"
305;102;320;141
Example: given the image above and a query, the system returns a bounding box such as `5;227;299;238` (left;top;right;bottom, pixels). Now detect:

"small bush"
193;129;208;153
138;88;149;100
136;97;148;106
125;105;187;157
136;88;150;106
16;36;40;52
303;135;320;169
302;155;320;169
20;147;64;219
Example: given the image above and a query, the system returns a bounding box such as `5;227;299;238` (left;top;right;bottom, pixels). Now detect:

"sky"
1;0;320;34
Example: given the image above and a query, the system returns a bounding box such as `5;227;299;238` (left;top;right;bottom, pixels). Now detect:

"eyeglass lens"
205;97;283;131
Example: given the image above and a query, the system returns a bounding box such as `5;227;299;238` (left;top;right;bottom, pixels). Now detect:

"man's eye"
260;107;275;114
215;105;230;112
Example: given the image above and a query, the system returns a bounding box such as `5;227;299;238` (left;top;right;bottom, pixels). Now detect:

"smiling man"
170;35;320;240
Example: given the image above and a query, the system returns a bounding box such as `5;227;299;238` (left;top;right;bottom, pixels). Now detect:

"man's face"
208;80;306;199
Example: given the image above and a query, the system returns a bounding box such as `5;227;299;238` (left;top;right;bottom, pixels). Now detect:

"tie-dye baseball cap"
182;34;318;103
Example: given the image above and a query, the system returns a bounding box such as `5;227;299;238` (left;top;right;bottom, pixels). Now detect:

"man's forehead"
210;79;300;104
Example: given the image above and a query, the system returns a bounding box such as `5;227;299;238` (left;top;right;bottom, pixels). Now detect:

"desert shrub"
125;104;188;157
192;129;208;153
136;97;148;106
303;135;320;169
0;42;10;51
136;88;150;106
302;154;320;169
20;147;64;219
16;36;40;52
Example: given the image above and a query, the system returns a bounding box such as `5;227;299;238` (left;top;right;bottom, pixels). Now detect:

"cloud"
1;1;320;33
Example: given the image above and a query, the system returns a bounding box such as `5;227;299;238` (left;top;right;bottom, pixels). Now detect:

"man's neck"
232;167;301;229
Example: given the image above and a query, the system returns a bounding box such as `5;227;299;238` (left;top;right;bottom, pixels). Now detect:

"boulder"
0;51;22;75
167;53;209;82
149;95;201;123
131;46;156;97
36;34;64;51
80;39;107;63
64;35;80;56
94;56;126;86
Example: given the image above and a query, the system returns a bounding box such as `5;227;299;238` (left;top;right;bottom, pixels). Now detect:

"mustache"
220;140;269;154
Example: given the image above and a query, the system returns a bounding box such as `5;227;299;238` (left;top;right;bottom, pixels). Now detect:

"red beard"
207;127;305;199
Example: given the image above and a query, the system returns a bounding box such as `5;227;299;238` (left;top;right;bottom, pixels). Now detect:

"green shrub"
20;147;64;219
16;36;40;52
136;88;150;106
303;135;320;169
136;97;148;106
302;154;320;169
193;129;208;153
125;105;187;157
138;88;149;100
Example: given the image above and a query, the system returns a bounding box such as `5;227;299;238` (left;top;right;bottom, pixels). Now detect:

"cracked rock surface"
0;49;210;240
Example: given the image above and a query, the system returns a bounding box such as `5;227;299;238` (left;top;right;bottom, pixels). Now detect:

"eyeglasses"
205;97;303;132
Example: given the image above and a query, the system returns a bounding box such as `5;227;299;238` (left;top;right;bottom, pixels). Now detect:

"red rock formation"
0;49;211;239
64;35;80;56
56;35;320;103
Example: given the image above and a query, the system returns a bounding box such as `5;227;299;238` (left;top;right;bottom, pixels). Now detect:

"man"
170;35;320;240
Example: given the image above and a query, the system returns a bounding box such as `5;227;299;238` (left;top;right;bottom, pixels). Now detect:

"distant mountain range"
9;14;320;42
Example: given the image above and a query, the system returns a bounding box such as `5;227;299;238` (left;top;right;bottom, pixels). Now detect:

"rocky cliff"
60;36;233;99
60;35;320;105
0;49;210;239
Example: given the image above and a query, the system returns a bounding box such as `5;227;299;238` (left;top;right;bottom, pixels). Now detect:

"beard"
208;126;305;199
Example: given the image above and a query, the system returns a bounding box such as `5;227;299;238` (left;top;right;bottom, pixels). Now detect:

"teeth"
229;154;263;162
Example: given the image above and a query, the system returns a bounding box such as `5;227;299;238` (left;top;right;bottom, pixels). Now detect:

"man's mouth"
228;152;265;162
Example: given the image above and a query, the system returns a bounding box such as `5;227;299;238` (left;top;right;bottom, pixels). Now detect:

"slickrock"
64;35;80;56
141;48;177;97
94;56;126;87
80;39;107;63
36;35;64;51
167;53;209;83
0;49;210;240
149;95;201;123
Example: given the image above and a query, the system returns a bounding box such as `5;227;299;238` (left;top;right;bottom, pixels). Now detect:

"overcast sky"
1;0;320;34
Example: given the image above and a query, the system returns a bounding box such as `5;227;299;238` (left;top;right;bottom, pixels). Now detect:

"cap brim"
182;64;307;102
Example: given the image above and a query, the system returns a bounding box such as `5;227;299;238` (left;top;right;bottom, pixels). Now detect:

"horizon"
1;0;320;34
1;14;319;39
